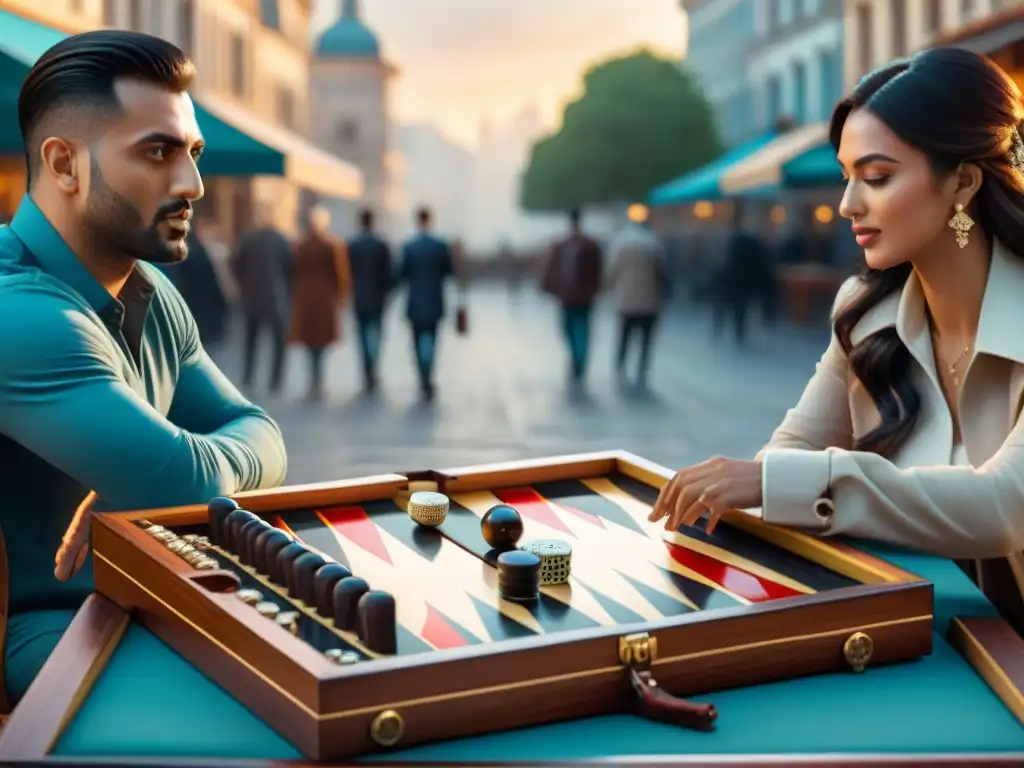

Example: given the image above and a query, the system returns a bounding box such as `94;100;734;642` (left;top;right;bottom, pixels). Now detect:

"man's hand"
55;491;97;581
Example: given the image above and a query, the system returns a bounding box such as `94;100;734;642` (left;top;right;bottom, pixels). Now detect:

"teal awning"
647;131;778;206
781;142;843;189
0;10;361;196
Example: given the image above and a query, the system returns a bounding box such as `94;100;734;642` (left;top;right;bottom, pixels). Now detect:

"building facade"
681;0;761;147
0;0;362;236
309;0;395;238
748;0;845;131
845;0;1022;85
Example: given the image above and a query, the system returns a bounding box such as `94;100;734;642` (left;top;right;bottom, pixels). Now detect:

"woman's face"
837;108;959;270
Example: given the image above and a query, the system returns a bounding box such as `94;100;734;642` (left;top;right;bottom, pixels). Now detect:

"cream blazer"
760;240;1024;561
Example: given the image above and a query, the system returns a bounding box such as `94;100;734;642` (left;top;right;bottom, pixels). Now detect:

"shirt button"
813;497;836;520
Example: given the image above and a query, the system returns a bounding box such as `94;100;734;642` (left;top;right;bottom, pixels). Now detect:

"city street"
212;284;832;485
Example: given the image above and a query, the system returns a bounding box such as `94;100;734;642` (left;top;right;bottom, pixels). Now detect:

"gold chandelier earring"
949;203;975;249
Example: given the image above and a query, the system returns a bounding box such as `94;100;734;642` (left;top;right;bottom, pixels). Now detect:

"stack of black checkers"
520;539;572;585
497;550;541;602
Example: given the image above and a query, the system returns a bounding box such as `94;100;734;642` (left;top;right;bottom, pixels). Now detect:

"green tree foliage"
520;49;722;211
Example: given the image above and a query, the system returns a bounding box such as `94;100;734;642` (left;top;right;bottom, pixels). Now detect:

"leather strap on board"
0;525;10;714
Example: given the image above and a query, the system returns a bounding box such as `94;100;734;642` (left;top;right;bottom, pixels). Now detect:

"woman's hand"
648;457;764;534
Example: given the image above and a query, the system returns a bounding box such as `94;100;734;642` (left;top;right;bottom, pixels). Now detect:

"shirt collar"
10;194;155;324
11;194;113;315
850;239;1024;366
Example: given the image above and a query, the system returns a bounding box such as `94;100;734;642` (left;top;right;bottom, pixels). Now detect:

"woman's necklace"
945;344;973;385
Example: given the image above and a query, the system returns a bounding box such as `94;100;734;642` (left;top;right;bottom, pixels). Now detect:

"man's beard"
83;159;191;265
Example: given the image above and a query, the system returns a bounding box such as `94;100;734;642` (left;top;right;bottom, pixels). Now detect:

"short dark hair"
360;208;374;229
568;209;581;227
416;207;431;226
19;30;195;183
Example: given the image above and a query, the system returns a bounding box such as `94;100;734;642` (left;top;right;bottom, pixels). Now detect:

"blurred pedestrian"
396;207;454;401
541;209;603;385
607;212;669;388
156;221;229;349
288;206;350;402
347;208;393;393
232;207;293;394
713;200;769;345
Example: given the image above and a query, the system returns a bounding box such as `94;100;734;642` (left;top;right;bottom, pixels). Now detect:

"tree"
519;49;722;212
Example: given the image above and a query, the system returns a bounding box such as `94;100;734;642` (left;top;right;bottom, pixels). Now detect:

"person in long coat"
289;206;350;401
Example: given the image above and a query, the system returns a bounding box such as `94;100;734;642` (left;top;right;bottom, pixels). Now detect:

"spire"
343;0;359;19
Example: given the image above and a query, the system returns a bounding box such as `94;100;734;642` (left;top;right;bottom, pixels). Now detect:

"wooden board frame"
2;450;995;764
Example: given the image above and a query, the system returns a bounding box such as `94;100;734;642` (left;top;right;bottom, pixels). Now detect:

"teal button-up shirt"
0;195;288;615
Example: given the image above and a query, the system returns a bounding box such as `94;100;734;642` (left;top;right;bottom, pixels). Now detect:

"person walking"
607;214;669;389
232;208;293;395
541;209;603;386
288;206;350;401
346;209;393;393
396;207;454;401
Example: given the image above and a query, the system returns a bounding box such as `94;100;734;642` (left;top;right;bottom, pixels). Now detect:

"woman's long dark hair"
830;47;1024;456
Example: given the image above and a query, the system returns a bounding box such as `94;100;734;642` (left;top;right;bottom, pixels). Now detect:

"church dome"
316;0;380;59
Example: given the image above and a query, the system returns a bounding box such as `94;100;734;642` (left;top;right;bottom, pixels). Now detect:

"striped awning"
719;123;830;195
647;131;779;206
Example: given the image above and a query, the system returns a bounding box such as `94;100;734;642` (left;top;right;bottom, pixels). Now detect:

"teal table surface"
52;544;1024;761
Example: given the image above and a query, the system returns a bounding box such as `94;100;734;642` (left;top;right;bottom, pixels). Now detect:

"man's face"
80;78;205;264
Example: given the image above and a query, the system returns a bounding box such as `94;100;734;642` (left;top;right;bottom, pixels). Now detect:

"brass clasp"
619;631;658;671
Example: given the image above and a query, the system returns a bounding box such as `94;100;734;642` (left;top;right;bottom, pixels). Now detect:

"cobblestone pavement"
211;284;831;484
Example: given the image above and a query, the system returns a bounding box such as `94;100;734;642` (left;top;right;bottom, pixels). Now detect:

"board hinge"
618;631;657;671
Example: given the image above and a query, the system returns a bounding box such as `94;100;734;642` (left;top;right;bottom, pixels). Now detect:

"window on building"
179;0;195;52
276;86;296;130
890;0;906;57
102;0;115;25
70;0;84;13
765;0;778;33
336;120;359;145
818;50;841;121
792;61;807;124
230;33;246;97
960;0;976;20
127;0;142;30
925;0;943;35
765;76;782;128
857;3;873;77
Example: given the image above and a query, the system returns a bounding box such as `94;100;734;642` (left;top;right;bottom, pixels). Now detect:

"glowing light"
814;205;834;224
627;204;649;223
693;201;714;220
770;205;787;224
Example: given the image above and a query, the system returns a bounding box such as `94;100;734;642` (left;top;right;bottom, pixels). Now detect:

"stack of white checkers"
520;539;572;585
407;491;450;527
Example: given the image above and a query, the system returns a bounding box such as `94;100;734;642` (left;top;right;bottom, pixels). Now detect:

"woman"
288;206;350;401
649;47;1024;633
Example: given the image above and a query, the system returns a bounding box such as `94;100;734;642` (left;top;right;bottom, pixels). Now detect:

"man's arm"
0;279;287;512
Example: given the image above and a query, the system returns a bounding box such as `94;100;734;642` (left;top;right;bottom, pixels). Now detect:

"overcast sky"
312;0;689;147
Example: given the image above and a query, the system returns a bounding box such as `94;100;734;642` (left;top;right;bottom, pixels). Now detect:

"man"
232;206;293;395
714;199;769;345
541;209;602;385
606;213;670;389
396;207;453;401
0;31;288;708
346;209;393;393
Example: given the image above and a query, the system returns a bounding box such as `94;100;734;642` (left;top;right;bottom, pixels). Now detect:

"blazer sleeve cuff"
762;449;836;530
